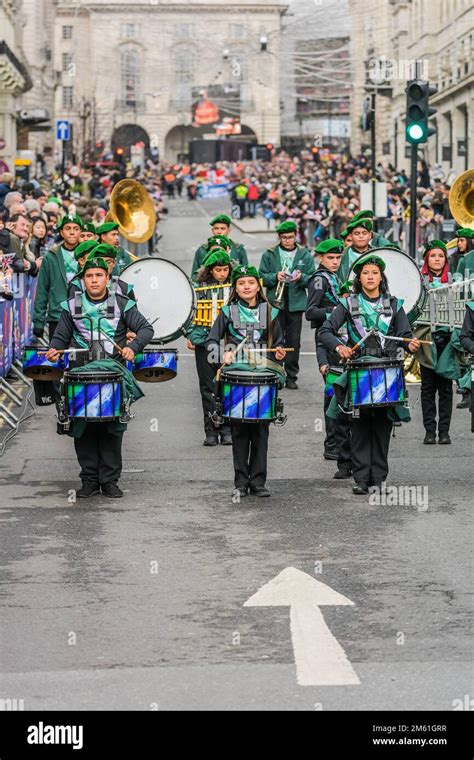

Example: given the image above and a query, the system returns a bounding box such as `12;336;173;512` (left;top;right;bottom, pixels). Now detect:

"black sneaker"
233;486;248;498
249;486;271;497
456;398;469;409
220;435;232;445
101;483;123;498
438;432;451;444
76;483;100;498
334;469;352;479
423;431;436;444
352;484;369;495
323;450;338;461
203;436;219;446
286;380;298;390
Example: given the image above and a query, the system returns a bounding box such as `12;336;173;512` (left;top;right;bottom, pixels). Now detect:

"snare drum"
130;348;178;383
64;370;123;421
346;358;406;409
348;247;426;324
22;346;69;381
324;365;344;397
219;369;279;422
120;258;195;343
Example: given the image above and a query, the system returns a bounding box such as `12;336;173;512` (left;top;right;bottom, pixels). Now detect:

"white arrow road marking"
244;567;360;686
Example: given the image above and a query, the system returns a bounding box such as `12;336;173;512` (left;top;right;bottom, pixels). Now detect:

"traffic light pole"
371;93;376;225
61;140;66;194
409;143;417;260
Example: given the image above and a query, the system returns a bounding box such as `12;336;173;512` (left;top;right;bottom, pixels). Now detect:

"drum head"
120;258;195;343
348;247;425;320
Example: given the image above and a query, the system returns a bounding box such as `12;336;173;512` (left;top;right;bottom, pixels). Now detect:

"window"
230;24;247;39
62;86;73;108
176;23;193;38
62;26;73;39
121;23;140;39
62;52;73;73
175;47;194;105
121;48;141;106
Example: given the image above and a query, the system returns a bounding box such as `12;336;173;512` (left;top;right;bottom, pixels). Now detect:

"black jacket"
460;307;474;355
207;299;284;366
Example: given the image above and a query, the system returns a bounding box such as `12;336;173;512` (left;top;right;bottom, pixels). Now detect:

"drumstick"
96;326;124;355
36;348;90;355
383;335;433;346
216;335;248;381
246;347;295;353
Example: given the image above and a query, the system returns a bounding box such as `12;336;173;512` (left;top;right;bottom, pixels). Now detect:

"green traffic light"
407;123;424;141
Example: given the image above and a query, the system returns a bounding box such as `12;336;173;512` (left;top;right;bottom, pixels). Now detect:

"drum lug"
119;398;133;424
209;403;224;428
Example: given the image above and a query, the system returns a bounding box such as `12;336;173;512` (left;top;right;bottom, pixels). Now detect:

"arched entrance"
111;124;150;158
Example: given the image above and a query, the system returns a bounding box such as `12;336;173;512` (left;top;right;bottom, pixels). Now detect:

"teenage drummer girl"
418;241;455;444
207;265;286;498
319;254;421;494
186;248;233;446
45;256;153;499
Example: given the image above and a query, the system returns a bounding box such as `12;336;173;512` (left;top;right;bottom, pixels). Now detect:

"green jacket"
33;244;77;328
191;239;248;276
112;246;136;277
456;250;474;279
259;244;315;312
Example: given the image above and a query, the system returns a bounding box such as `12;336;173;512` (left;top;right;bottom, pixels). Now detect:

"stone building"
52;0;286;162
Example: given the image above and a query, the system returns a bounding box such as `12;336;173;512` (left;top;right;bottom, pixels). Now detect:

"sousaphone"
447;169;474;248
105;179;156;244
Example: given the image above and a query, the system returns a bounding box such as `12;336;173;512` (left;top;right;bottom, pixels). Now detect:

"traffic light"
114;147;125;164
405;80;437;144
362;96;372;131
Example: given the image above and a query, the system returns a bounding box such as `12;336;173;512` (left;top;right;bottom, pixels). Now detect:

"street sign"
56;119;70;141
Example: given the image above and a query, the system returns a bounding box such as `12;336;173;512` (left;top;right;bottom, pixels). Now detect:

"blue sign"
56;119;70;141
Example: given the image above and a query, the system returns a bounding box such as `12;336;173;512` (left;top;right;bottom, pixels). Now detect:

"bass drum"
348;247;426;323
120;258;195;343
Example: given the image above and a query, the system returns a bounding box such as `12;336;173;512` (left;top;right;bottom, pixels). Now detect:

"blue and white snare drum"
64;370;123;421
22;345;69;381
129;348;178;383
219;369;279;422
324;365;344;398
346;358;407;410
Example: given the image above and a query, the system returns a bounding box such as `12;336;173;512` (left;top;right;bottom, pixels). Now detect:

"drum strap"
349;295;393;319
73;290;115;318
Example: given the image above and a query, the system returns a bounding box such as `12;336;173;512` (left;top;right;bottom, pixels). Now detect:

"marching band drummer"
305;239;352;476
319;253;421;495
186;248;233;447
45;256;153;499
207;265;286;498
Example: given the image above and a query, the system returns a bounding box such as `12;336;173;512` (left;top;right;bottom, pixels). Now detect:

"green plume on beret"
79;256;109;277
96;221;120;235
231;264;260;284
203;249;231;268
315;238;344;255
210;214;231;226
351;209;374;222
57;213;83;230
352;253;386;273
346;218;373;233
74;240;99;261
456;228;474;239
423;239;447;255
206;235;232;251
276;220;297;234
92;243;118;259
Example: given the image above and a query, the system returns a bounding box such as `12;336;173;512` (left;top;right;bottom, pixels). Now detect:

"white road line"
244;566;360;686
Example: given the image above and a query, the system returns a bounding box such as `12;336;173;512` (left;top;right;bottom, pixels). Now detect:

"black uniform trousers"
420;364;453;434
333;411;352;471
323;393;336;452
351;409;393;486
231;420;269;488
194;345;230;438
278;309;303;382
74;424;124;486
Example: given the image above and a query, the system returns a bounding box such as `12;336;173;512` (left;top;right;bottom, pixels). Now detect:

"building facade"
350;0;473;177
52;0;286;163
0;0;32;172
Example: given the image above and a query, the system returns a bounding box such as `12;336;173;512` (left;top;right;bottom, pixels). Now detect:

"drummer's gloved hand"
33;326;44;339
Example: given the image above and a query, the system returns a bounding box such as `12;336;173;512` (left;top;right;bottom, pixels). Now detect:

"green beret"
206;235;232;251
96;221;120;236
203;249;231;268
276;220;297;234
315;238;344;255
57;213;83;230
352;253;386;273
231;264;260;284
340;228;350;239
346;218;373;233
456;228;474;239
83;222;97;234
351;209;374;222
47;196;62;206
423;239;447;255
74;240;99;261
92;243;117;259
210;214;231;226
79;256;109;277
